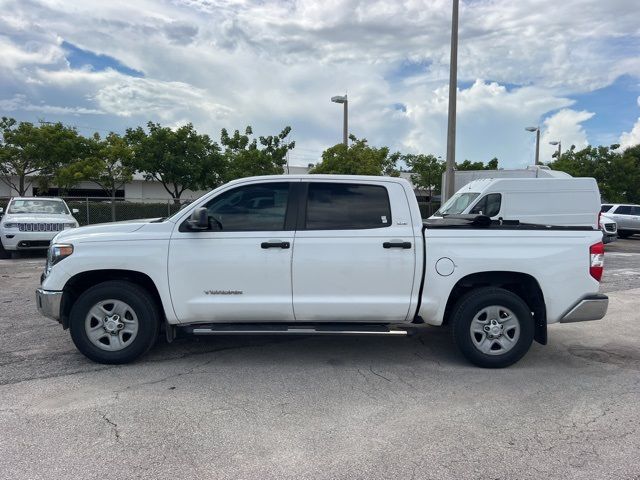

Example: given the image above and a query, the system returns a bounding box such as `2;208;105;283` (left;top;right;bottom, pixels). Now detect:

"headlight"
63;222;77;229
45;243;74;276
2;222;18;229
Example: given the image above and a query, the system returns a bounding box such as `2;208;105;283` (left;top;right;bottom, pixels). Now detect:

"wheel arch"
443;271;547;345
60;269;165;330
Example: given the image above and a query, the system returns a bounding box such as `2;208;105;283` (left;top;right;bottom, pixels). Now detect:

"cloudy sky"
1;0;639;168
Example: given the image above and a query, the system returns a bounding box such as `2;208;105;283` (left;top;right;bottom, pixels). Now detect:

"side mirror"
0;207;3;214
72;208;79;214
186;207;209;231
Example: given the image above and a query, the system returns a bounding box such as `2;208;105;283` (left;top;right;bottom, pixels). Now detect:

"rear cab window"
304;183;391;230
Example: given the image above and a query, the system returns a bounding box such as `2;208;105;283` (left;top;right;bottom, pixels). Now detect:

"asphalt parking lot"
1;238;640;480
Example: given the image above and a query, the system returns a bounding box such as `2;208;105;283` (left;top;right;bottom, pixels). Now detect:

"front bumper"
560;294;608;323
3;231;57;250
35;288;63;322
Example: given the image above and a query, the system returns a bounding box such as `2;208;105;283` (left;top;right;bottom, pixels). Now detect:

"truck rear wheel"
451;287;534;368
69;280;160;364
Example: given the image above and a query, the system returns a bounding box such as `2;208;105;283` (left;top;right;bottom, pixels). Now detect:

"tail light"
590;242;604;281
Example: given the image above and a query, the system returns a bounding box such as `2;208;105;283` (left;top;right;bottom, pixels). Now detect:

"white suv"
0;197;79;258
601;204;640;239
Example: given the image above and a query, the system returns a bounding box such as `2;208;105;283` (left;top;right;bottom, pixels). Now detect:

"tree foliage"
404;154;444;197
0;117;86;195
55;132;136;220
312;135;400;176
126;122;224;202
456;157;499;171
548;144;640;203
221;126;295;181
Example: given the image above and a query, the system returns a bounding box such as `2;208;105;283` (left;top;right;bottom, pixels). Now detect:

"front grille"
603;223;616;233
17;223;64;232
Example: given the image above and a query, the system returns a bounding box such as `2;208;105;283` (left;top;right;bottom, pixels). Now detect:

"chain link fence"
0;196;195;226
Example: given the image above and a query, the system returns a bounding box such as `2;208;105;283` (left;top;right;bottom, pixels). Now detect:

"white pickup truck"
35;175;608;368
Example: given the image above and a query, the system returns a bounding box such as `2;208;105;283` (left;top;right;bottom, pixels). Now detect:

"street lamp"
549;140;561;161
525;126;540;165
331;94;348;146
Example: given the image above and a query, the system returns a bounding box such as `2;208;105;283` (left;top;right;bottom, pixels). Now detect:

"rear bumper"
35;288;63;322
559;294;608;323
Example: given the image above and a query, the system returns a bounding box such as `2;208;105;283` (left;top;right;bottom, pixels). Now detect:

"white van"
432;178;600;228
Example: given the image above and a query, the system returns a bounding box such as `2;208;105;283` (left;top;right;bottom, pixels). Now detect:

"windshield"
435;192;480;216
8;199;69;215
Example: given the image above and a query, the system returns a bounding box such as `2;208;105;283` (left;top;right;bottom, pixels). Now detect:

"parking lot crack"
100;412;120;442
368;366;392;382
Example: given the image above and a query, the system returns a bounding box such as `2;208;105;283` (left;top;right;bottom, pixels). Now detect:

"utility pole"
444;0;459;200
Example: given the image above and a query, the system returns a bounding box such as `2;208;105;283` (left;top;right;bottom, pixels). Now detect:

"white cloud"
0;93;104;115
0;0;639;167
619;120;640;150
540;109;595;162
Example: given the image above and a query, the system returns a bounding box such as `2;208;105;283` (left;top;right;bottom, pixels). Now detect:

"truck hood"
52;218;162;243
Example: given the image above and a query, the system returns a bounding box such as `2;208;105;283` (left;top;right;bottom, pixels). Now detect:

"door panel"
292;181;417;322
168;182;295;323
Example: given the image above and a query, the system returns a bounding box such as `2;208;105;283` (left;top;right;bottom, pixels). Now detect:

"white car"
35;175;608;368
601;204;640;239
0;197;79;259
599;212;617;243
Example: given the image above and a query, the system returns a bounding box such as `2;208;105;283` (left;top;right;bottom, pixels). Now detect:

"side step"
181;323;410;336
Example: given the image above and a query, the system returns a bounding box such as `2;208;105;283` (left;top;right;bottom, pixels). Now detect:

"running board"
181;323;410;336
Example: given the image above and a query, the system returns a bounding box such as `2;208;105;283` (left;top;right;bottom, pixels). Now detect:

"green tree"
456;158;499;171
126;122;224;203
548;144;640;203
0;117;85;195
404;154;444;198
221;126;295;181
312;135;400;176
56;132;135;220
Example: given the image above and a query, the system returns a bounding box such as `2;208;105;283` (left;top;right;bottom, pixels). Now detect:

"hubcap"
470;305;520;356
84;299;139;351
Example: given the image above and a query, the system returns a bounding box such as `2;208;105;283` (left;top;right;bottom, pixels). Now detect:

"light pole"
331;95;348;146
549;140;561;161
444;0;459;201
525;126;540;165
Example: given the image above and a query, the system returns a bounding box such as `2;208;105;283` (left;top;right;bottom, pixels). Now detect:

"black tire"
617;231;633;239
0;240;9;259
69;280;160;364
451;287;534;368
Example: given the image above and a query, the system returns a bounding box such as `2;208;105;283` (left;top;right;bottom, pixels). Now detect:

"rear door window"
615;205;633;215
304;183;391;230
470;193;502;217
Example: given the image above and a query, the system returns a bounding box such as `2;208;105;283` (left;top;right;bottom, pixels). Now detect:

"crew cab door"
168;181;297;323
292;181;416;322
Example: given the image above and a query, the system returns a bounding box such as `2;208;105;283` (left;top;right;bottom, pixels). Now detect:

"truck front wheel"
69;280;160;364
451;287;534;368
